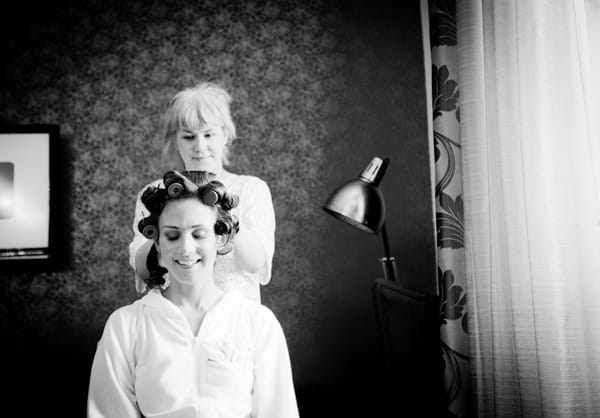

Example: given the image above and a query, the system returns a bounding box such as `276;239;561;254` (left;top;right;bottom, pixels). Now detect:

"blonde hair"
161;82;237;169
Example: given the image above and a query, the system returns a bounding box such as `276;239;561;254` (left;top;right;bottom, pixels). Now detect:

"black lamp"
323;156;398;281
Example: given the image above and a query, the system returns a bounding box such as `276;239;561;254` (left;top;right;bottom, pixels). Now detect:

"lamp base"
379;256;398;281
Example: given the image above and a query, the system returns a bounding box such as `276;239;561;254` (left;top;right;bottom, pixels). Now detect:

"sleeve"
251;308;299;418
128;184;153;293
240;178;276;285
87;309;141;418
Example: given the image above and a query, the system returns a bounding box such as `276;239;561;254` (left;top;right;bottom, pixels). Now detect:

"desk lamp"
323;156;398;281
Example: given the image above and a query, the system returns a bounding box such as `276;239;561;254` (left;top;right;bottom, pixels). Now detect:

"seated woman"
88;171;299;418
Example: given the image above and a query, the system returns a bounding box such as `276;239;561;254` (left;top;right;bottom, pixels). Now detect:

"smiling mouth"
174;259;201;267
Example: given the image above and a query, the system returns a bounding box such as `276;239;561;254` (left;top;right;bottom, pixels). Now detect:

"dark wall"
0;0;434;415
312;1;436;411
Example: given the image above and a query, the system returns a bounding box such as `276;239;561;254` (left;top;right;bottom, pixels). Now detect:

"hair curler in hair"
220;193;239;211
199;181;226;206
138;215;159;240
163;171;185;198
214;220;228;235
217;242;233;255
215;214;239;235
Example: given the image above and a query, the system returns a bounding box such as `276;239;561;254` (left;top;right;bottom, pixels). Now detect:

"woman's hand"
230;219;267;274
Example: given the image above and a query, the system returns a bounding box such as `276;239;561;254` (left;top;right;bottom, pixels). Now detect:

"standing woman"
130;82;275;302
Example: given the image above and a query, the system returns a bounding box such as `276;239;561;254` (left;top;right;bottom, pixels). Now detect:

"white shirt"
129;172;276;302
87;289;299;418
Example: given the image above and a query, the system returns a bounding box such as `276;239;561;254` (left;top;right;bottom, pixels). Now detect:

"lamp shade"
323;157;389;234
323;156;398;280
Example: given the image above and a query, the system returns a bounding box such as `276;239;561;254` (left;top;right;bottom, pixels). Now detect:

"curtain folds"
457;0;600;416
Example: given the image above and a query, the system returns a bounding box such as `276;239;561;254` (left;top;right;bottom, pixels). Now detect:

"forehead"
159;198;217;227
179;123;222;133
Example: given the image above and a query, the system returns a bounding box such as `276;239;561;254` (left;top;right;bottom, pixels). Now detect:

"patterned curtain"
428;1;470;417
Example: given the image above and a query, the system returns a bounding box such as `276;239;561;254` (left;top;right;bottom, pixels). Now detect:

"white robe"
88;289;298;418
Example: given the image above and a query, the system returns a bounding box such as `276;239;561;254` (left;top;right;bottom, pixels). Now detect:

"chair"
371;278;443;416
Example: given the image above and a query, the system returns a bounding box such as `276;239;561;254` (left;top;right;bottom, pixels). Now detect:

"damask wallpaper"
0;0;432;415
1;0;340;351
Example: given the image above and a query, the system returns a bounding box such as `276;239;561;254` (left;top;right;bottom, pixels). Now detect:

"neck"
183;166;227;181
209;166;224;179
212;168;225;180
162;275;224;312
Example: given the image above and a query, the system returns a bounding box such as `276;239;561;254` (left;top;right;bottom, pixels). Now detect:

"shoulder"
95;302;148;356
231;293;282;336
253;302;279;324
103;303;140;331
223;172;270;191
101;300;151;342
249;303;287;348
225;290;277;323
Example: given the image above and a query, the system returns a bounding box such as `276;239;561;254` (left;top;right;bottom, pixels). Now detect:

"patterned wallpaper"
0;0;346;382
0;5;432;408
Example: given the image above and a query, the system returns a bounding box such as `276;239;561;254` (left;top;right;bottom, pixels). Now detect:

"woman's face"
176;123;227;174
156;198;219;286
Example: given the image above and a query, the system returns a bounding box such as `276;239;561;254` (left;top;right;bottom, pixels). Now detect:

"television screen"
0;124;69;271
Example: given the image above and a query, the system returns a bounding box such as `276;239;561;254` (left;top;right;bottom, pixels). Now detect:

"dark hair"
138;170;239;289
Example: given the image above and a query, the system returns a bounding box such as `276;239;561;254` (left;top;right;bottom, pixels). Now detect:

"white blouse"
88;289;299;418
129;172;276;302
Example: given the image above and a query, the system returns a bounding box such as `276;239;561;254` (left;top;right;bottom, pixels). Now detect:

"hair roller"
199;187;220;206
216;216;236;256
214;214;239;236
214;220;231;235
199;181;226;206
163;171;185;198
220;193;239;211
142;223;159;240
217;242;233;256
138;214;159;240
167;180;184;198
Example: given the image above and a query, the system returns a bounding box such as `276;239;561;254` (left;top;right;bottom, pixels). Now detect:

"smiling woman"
88;171;298;418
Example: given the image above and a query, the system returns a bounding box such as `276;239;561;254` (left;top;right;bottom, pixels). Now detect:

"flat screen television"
0;124;70;272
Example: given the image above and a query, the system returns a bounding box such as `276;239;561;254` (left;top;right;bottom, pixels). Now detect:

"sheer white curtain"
458;0;600;416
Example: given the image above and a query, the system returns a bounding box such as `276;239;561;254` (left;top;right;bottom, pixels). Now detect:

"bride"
88;171;298;418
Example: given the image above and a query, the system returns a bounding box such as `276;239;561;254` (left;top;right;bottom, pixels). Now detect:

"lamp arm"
381;222;392;260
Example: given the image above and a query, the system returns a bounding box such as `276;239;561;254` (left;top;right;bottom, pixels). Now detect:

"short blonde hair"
161;82;237;169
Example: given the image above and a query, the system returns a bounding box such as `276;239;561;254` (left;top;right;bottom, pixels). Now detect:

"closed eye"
165;232;180;241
